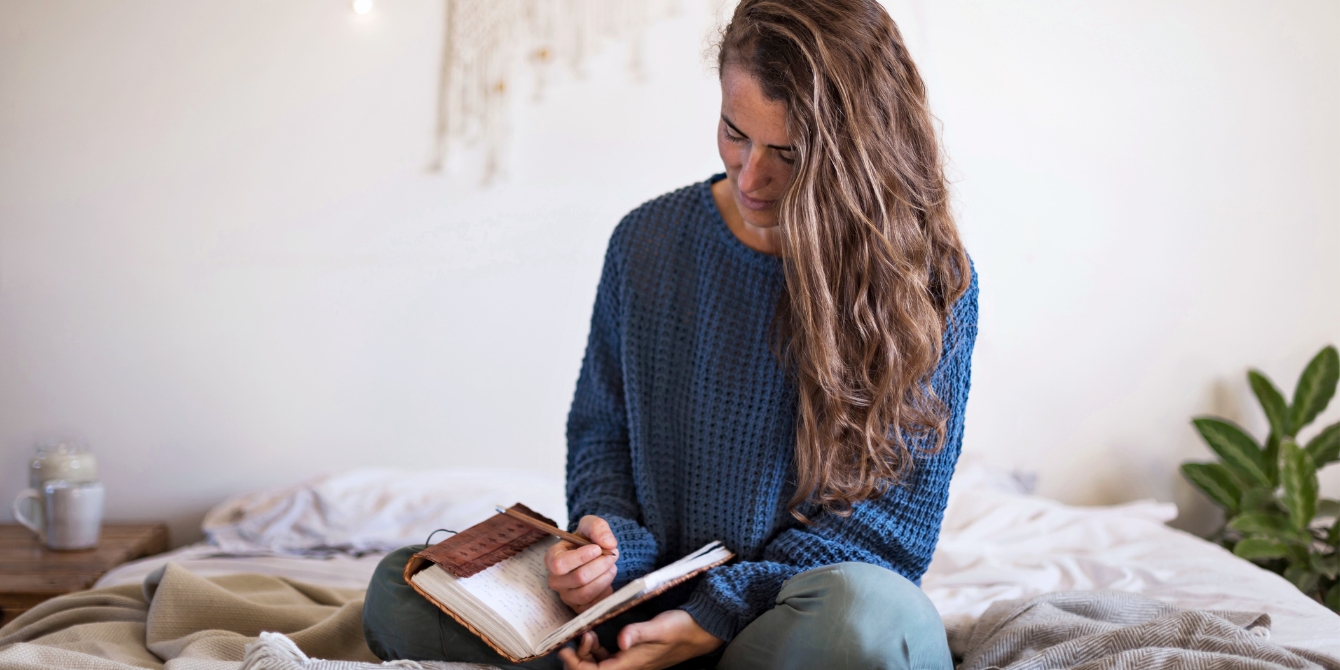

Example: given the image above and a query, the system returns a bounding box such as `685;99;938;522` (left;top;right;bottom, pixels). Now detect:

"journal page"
455;537;574;649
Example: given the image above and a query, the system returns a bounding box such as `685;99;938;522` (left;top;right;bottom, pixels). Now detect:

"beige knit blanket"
0;563;385;670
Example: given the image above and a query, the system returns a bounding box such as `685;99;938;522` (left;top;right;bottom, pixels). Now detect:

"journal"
403;504;733;663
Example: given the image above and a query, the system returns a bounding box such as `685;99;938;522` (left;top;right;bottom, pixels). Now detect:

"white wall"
917;0;1340;534
1;0;1337;545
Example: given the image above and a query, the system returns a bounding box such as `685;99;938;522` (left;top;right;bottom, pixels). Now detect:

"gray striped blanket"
956;592;1340;670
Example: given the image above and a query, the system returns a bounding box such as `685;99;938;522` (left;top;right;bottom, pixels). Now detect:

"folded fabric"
0;563;491;670
956;591;1340;670
202;468;567;555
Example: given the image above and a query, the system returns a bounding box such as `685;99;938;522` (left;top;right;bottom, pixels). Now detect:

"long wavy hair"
718;0;971;521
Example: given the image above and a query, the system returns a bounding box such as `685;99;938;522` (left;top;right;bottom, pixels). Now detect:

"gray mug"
12;480;104;550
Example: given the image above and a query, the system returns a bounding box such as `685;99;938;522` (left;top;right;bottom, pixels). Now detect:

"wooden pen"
495;505;617;556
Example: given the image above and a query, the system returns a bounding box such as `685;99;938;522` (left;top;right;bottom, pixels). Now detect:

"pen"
495;505;617;556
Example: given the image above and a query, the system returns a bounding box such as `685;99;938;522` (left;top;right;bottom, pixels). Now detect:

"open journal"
403;504;733;663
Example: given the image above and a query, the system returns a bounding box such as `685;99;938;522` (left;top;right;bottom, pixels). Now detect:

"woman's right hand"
545;515;620;613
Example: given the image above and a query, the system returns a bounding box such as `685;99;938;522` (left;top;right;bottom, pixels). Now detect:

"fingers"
579;631;611;661
565;566;615;604
545;538;575;564
546;515;622;612
617;621;647;651
549;553;617;592
545;541;595;574
559;569;615;612
563;611;722;670
559;632;605;670
557;647;595;670
577;516;619;553
546;543;615;611
546;543;605;577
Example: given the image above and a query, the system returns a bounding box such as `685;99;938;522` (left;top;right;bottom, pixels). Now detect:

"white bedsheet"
97;464;1340;657
200;468;568;555
924;465;1340;657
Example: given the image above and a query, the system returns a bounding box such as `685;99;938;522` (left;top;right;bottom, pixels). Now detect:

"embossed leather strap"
413;503;555;578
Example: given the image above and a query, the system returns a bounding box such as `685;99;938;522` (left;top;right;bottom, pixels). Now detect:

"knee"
781;562;949;668
362;545;424;660
365;545;419;606
787;562;938;621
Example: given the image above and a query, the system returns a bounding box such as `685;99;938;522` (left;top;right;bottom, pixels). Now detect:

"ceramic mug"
12;480;104;550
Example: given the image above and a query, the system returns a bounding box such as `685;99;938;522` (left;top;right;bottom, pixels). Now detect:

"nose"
737;146;771;195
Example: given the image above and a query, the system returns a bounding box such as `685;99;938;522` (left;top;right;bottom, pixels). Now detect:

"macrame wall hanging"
427;0;693;183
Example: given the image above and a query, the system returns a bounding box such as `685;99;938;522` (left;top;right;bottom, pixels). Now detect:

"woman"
363;1;977;668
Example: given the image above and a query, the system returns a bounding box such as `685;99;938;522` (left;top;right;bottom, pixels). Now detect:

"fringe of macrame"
427;0;683;183
240;631;480;670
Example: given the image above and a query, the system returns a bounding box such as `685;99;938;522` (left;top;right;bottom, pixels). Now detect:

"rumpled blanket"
956;592;1340;670
7;573;1340;670
0;564;478;670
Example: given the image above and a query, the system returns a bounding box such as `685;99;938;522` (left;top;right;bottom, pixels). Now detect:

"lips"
737;188;777;212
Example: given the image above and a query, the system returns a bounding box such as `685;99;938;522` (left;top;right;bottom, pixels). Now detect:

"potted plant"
1181;345;1339;611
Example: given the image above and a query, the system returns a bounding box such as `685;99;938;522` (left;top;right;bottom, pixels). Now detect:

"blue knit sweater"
565;175;979;643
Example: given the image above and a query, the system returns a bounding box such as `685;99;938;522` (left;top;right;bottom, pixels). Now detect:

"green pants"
363;546;952;670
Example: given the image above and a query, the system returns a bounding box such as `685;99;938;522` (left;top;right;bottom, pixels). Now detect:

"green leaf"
1232;487;1275;511
1305;422;1340;467
1281;440;1319;532
1235;537;1289;559
1250;370;1293;438
1229;513;1307;543
1319;499;1340;518
1291;345;1339;432
1284;563;1320;594
1193;418;1270;487
1262;433;1280;488
1287;544;1312;566
1181;462;1242;513
1327;585;1340;613
1240;486;1276;513
1314;553;1340;580
1331;516;1340;546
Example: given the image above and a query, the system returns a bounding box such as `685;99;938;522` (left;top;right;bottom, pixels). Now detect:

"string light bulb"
352;0;373;15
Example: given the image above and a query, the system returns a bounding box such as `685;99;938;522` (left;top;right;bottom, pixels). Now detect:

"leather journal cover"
411;502;554;578
402;503;733;663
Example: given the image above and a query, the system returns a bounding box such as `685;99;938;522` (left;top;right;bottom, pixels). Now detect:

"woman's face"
717;65;796;230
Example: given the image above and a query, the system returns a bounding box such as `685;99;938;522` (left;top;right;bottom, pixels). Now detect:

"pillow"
202;468;567;555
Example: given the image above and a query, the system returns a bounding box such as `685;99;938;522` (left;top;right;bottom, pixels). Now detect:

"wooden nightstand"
0;523;169;626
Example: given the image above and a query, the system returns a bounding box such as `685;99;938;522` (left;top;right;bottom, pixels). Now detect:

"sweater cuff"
598;515;658;586
680;587;746;644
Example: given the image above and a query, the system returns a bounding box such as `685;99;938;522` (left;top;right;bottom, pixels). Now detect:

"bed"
3;461;1338;669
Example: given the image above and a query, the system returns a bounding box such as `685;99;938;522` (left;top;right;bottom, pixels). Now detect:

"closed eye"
722;115;795;163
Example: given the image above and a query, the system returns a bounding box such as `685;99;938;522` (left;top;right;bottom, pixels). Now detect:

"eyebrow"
722;115;794;152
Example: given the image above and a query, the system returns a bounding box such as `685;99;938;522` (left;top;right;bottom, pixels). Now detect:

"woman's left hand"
557;609;723;670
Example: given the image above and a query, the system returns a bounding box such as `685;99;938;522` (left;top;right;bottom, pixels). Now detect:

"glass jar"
29;441;98;488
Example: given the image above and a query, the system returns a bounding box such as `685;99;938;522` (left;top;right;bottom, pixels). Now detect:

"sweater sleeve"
565;229;660;584
680;272;980;642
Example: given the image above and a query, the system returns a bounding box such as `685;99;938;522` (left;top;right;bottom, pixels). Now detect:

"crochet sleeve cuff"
679;563;796;642
680;588;742;643
601;514;659;585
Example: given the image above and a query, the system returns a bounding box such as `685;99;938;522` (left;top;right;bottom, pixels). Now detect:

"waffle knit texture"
565;175;979;643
